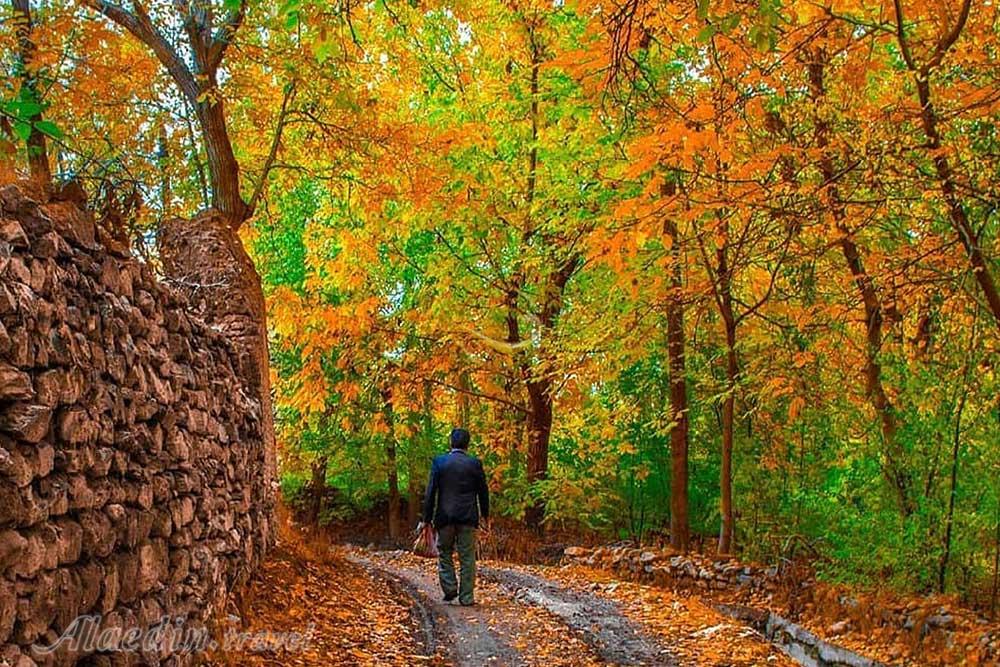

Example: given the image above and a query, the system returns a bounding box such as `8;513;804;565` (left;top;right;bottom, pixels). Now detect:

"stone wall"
0;183;271;665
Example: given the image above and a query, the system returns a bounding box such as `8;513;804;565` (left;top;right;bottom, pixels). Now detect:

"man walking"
422;428;490;606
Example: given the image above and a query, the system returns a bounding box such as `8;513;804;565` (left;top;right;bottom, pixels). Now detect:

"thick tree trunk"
524;379;553;529
88;0;278;565
522;255;579;530
194;97;250;226
664;217;689;552
158;212;277;540
519;28;547;530
12;0;51;185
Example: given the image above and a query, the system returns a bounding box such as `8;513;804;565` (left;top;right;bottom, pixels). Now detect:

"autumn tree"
72;0;310;508
890;0;1000;331
54;0;992;604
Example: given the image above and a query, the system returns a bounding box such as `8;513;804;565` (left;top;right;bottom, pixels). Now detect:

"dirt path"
218;531;794;666
480;565;677;665
525;562;797;666
349;549;680;666
349;551;525;665
348;548;797;667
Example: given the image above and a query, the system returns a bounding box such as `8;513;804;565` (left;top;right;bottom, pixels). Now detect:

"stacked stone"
0;184;269;666
563;545;773;592
562;545;999;662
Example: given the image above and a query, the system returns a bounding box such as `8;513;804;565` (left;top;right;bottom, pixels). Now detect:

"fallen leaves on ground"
206;531;425;666
514;563;798;667
352;548;606;666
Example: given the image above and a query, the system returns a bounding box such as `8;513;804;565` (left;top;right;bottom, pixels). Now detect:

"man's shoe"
443;591;458;602
459;600;475;607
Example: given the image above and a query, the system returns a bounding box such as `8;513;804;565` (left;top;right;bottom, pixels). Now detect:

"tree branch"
82;0;200;105
248;79;297;214
423;376;528;414
891;0;917;71
208;0;247;71
463;327;534;355
927;0;972;70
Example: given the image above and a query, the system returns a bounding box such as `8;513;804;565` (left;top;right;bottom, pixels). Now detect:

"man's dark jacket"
423;450;490;529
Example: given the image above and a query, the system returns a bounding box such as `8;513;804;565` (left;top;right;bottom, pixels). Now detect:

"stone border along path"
716;604;890;667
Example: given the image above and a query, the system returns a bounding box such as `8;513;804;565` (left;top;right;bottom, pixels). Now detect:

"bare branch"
248;79;297;214
893;0;972;73
416;375;528;414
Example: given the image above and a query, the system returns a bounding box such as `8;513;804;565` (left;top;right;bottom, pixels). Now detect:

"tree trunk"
522;255;579;530
182;99;210;209
524;379;553;529
458;367;472;426
88;1;278;560
194;95;250;226
889;0;999;328
807;58;913;516
939;317;976;592
0;116;15;178
664;216;690;552
719;313;737;554
158;212;277;537
706;81;738;555
939;384;967;592
12;0;51;185
992;502;999;618
519;26;548;530
308;455;328;525
912;78;1000;331
382;387;401;541
410;380;433;529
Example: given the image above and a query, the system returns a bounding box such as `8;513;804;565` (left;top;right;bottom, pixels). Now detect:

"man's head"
450;428;471;450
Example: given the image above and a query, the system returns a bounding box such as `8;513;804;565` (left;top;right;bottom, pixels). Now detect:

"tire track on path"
348;549;678;666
